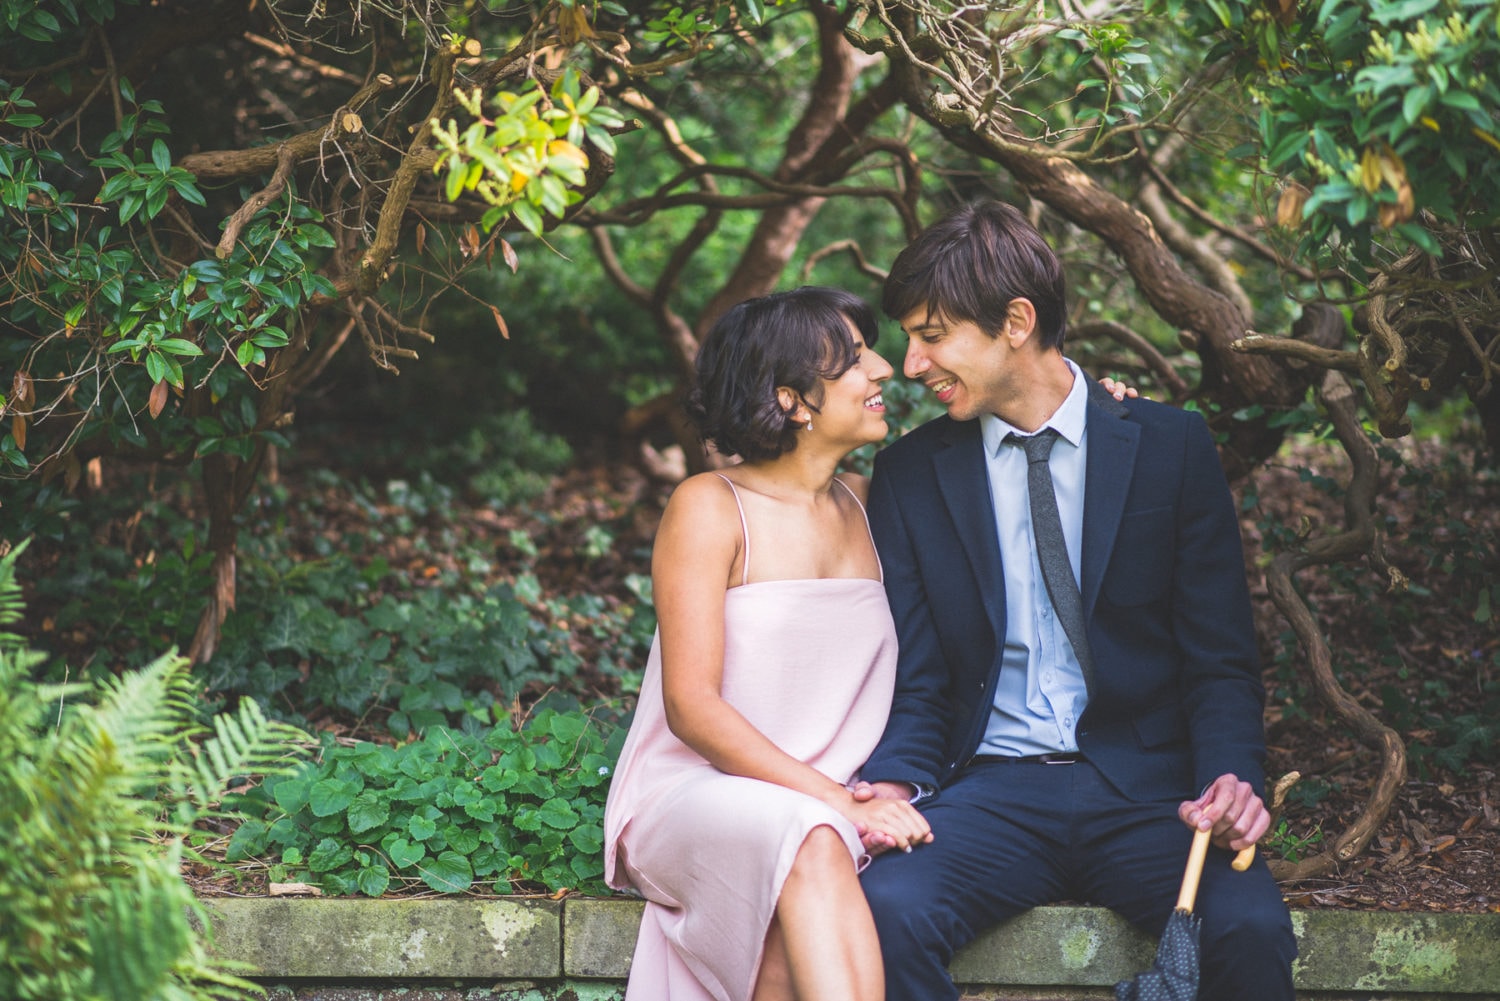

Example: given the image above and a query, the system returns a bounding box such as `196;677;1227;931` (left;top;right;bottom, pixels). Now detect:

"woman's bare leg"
751;916;793;1001
752;824;883;1001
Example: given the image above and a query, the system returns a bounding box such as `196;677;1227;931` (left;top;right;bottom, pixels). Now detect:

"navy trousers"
860;758;1297;1001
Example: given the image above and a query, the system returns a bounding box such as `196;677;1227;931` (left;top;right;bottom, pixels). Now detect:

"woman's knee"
782;825;857;896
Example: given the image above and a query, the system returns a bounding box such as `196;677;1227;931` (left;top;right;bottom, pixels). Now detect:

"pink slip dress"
601;474;898;1001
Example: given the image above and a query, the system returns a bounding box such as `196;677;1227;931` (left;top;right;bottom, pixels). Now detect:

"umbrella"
1114;831;1257;1001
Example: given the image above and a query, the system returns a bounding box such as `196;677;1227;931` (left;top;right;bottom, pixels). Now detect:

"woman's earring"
805;419;813;432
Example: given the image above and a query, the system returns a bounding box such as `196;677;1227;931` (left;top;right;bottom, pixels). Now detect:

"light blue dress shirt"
975;359;1090;757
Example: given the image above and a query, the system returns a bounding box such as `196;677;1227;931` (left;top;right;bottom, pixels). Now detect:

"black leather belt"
970;752;1084;765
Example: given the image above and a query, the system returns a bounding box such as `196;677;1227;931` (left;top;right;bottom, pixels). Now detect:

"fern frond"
93;651;205;756
0;540;31;634
2;548;281;1001
182;697;309;808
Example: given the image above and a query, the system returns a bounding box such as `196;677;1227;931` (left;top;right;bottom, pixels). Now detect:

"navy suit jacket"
862;380;1267;803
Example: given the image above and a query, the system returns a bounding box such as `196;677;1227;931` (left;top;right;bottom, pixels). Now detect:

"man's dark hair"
882;200;1067;350
687;286;880;461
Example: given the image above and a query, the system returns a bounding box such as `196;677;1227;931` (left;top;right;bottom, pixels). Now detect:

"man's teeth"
931;378;956;394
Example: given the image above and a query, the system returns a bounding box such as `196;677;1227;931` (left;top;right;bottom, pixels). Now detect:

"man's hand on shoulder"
1179;773;1270;852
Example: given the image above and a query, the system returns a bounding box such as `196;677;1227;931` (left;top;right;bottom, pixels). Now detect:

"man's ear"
1003;298;1038;348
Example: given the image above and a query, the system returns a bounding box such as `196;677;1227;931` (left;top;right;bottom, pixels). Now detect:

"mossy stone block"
202;897;561;978
949;905;1157;986
1291;909;1500;994
565;897;646;977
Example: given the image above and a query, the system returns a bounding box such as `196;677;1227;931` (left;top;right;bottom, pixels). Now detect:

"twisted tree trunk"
1261;370;1408;881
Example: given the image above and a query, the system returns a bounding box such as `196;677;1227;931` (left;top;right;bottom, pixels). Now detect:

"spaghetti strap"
712;473;751;587
833;477;885;584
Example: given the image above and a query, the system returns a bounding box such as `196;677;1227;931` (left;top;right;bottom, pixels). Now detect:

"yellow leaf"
1472;127;1500;153
1419;116;1441;132
1374;145;1408;192
558;5;593;44
1276;182;1309;228
1359;147;1382;193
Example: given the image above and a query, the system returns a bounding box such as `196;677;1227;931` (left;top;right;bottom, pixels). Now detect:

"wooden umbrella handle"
1177;833;1260;913
1176;827;1212;912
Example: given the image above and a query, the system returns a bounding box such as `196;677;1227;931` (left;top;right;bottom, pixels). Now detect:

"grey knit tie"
1008;429;1096;697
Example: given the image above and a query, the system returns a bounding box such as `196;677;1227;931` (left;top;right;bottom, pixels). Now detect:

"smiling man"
855;200;1296;1001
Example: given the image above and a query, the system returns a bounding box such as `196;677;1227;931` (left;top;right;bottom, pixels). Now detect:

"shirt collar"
980;358;1088;457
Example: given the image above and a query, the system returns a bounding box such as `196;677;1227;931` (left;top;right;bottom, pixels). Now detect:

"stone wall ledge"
201;896;1500;1000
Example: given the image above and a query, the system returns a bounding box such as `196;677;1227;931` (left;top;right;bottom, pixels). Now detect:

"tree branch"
178;73;396;183
216;144;298;260
1072;320;1191;399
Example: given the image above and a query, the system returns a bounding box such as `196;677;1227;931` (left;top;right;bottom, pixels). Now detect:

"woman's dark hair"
881;200;1067;350
687;286;879;462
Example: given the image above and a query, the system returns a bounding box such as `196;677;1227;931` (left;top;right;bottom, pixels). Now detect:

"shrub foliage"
228;710;621;897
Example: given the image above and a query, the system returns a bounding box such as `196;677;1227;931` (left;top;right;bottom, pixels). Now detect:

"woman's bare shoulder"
660;472;743;535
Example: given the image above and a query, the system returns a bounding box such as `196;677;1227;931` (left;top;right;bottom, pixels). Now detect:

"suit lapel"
933;419;1005;636
1081;384;1140;619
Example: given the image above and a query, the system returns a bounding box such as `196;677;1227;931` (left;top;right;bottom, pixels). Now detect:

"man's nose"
904;340;928;380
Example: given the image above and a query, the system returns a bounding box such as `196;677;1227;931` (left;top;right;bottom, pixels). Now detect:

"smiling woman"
686;286;885;462
602;286;929;1001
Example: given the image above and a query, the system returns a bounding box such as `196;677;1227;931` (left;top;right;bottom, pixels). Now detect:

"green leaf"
356;864;391;897
408;814;437;841
537;798;579;829
1370;0;1440;24
143;351;167;384
226;819;269;861
347;793;390;834
419;851;473;893
1439;90;1483;113
463;799;496;823
308;837;354;873
567;826;602;854
1402;84;1431;125
309;778;358;817
272;774;312;814
156;337;203;356
511;199;543;236
384;836;425;869
150;139;171;173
